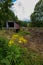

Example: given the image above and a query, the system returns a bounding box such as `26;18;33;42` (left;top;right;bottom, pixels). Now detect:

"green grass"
17;30;30;36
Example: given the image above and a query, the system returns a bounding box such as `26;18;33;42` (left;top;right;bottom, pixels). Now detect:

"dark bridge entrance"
8;22;14;27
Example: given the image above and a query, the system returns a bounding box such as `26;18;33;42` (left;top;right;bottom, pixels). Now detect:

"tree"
0;0;18;29
30;0;43;27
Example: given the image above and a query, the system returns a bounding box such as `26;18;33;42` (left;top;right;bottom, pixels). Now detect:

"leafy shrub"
29;21;43;27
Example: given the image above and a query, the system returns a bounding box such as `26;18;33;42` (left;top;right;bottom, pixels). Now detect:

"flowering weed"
8;34;27;46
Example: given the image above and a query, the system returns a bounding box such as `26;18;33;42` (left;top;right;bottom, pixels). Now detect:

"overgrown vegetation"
0;36;43;65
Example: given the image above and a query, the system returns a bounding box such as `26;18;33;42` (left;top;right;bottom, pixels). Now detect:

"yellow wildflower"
13;34;19;37
19;36;27;44
8;40;14;46
9;34;27;44
18;40;22;43
23;39;27;43
12;34;19;39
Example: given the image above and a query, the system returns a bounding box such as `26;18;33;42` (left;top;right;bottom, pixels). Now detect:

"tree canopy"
0;0;18;29
30;0;43;27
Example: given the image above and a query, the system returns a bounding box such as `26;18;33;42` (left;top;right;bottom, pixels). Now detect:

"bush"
29;21;43;27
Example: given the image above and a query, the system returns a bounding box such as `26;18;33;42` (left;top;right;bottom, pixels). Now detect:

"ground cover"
0;36;43;65
0;28;43;65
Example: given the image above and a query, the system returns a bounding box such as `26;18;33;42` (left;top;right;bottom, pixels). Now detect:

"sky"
11;0;39;20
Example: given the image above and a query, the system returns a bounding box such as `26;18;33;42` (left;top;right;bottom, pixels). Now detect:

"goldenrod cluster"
18;36;27;43
8;34;27;46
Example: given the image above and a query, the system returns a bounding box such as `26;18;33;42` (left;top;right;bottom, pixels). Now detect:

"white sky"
11;0;39;20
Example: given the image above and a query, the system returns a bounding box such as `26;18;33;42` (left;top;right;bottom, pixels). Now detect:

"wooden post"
6;21;9;29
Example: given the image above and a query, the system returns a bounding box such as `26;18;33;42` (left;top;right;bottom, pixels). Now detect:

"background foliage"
30;0;43;27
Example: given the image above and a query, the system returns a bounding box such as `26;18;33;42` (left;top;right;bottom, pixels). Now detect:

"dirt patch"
21;27;43;53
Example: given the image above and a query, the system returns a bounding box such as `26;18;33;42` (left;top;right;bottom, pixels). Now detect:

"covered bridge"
6;21;20;32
